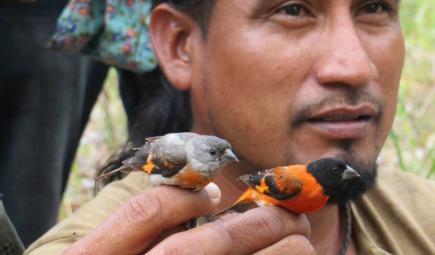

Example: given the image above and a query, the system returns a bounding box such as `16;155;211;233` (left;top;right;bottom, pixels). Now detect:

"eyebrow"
354;0;401;8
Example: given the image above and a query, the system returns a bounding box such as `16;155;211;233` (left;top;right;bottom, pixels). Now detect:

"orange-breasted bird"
213;157;361;217
97;132;239;190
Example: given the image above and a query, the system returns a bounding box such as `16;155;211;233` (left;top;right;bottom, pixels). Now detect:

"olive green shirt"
25;169;435;255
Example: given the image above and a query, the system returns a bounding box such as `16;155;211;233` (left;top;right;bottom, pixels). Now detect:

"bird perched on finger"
212;157;361;218
97;132;238;190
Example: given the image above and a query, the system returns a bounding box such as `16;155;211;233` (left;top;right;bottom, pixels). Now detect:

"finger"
223;206;311;254
146;224;186;249
146;220;233;255
147;206;311;255
64;183;221;255
253;235;317;255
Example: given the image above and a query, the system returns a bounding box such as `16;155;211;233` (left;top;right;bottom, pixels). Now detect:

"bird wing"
263;173;302;200
96;134;190;180
144;134;189;177
95;165;132;180
96;142;152;180
147;152;187;177
240;167;302;200
121;140;153;170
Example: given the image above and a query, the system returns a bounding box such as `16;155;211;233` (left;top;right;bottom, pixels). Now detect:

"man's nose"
314;17;378;88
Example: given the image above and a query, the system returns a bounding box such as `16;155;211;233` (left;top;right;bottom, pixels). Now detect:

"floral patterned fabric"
50;0;156;73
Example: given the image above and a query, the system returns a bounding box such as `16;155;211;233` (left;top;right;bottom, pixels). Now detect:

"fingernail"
205;182;221;205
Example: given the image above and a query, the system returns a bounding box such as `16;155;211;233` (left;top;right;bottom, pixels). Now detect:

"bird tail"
209;188;256;220
96;165;133;180
238;172;264;187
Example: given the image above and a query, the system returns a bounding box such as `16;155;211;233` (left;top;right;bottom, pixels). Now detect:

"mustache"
291;90;384;128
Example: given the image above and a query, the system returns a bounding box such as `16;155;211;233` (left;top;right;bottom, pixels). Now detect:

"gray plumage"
97;132;238;189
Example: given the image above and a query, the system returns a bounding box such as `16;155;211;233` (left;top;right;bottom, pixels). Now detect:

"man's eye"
360;1;391;15
276;3;312;17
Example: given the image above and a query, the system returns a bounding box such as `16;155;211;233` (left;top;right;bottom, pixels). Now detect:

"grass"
59;1;435;220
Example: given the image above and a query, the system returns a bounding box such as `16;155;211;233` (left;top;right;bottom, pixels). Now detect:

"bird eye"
209;149;217;156
332;167;340;173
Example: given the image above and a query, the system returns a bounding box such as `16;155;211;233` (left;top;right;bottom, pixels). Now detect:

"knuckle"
153;243;187;255
255;208;287;237
253;207;312;239
295;214;311;237
152;227;227;255
206;222;233;252
284;235;316;255
271;208;311;238
256;213;282;237
121;193;162;228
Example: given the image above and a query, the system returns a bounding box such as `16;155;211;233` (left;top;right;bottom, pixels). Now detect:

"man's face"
190;0;404;174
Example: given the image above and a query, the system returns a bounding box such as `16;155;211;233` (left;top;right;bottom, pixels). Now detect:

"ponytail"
128;68;192;145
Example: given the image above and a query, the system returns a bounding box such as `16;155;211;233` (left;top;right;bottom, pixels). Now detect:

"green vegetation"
383;0;435;177
59;69;126;219
59;2;435;219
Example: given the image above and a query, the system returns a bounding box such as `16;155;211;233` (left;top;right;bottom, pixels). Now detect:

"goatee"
328;155;377;204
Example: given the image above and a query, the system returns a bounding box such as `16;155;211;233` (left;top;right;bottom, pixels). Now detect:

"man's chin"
328;159;377;204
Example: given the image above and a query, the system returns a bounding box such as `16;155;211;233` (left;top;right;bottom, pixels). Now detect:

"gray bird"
97;132;238;190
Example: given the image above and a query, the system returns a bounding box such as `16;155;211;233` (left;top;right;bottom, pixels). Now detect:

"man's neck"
214;167;352;255
308;205;344;254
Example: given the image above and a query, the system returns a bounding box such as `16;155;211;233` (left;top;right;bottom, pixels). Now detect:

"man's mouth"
304;105;377;140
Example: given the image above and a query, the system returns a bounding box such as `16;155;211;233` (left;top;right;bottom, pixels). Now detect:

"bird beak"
341;166;360;181
223;149;239;162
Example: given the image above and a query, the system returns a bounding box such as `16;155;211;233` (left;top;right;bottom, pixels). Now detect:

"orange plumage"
214;158;361;216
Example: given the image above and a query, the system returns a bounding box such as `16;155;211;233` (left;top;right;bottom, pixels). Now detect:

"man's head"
149;0;405;196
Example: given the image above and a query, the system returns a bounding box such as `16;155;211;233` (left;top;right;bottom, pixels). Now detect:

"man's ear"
149;4;200;91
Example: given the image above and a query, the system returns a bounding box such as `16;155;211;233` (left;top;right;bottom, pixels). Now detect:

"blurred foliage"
59;1;435;219
59;69;126;219
381;0;435;178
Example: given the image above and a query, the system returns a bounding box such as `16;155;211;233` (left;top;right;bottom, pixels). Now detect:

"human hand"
148;206;316;255
63;183;315;255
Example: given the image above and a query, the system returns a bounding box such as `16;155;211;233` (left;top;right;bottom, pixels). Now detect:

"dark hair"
95;0;214;190
154;0;214;34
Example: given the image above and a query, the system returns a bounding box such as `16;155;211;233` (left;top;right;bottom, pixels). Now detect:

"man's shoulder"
351;167;435;254
374;167;435;199
362;167;435;215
